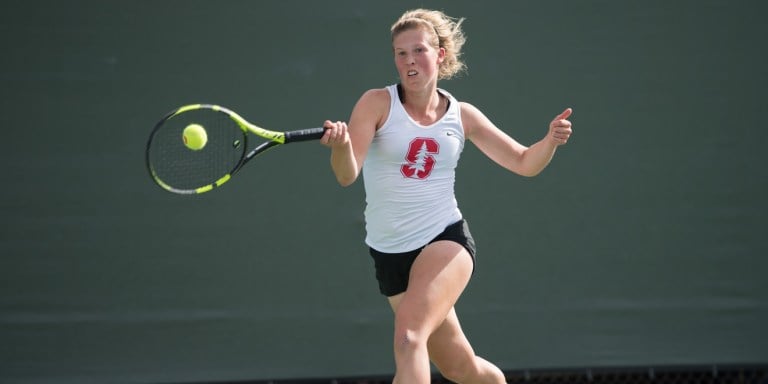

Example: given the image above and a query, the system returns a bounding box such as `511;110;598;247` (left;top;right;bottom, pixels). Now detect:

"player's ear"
437;47;446;64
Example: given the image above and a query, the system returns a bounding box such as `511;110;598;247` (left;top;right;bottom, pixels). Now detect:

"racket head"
146;104;249;194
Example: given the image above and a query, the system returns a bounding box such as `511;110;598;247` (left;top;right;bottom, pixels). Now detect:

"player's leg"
428;307;507;383
388;240;474;384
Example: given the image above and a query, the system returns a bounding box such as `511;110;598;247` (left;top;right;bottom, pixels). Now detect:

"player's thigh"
393;241;474;335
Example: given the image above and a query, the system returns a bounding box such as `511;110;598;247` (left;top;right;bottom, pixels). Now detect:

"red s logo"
401;137;439;179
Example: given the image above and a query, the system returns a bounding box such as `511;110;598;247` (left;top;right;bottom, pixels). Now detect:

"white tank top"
363;84;464;253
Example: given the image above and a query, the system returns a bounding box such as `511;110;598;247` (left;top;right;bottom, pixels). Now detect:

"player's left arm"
462;102;572;177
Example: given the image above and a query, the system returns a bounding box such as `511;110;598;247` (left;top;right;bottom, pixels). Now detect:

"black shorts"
369;219;476;297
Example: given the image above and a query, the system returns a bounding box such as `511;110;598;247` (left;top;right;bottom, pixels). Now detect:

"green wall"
1;0;766;382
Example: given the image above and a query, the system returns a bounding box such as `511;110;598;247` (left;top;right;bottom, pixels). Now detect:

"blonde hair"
391;9;467;80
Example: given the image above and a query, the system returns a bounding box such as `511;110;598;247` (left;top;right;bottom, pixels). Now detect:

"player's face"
392;27;445;87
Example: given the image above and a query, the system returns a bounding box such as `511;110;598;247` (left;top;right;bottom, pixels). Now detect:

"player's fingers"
553;107;572;121
550;110;573;134
323;120;339;133
323;121;348;146
330;121;342;141
320;120;336;146
555;127;572;143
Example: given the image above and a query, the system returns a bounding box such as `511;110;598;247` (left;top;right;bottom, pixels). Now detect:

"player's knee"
392;326;427;355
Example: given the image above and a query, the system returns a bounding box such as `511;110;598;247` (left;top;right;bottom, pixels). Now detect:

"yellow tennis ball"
182;124;208;150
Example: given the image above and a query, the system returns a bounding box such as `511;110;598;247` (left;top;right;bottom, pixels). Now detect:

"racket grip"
284;127;327;143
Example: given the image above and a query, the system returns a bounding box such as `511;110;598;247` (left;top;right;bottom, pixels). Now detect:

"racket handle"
284;127;327;143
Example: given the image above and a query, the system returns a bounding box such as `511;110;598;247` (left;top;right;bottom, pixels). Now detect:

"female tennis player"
321;9;572;384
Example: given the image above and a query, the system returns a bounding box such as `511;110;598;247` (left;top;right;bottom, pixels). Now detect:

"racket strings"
147;109;246;192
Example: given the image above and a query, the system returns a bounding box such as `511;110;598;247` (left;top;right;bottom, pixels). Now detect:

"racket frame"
146;104;325;195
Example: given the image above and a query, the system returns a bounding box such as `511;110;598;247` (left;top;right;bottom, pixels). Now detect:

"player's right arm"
323;88;389;186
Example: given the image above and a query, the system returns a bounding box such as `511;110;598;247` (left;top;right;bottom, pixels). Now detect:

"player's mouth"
407;70;418;77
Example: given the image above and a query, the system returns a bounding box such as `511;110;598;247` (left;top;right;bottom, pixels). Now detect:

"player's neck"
399;82;441;106
398;83;446;124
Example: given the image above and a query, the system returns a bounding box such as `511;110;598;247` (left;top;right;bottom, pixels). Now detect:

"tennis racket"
146;104;325;195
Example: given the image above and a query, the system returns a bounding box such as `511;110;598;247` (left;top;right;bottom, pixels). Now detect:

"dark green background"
1;0;766;382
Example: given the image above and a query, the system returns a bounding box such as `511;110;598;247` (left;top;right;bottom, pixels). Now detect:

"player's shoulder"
458;101;484;119
355;87;391;111
360;87;391;103
458;101;489;138
351;87;392;129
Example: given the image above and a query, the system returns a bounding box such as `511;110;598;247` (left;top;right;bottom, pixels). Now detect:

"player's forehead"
392;26;436;50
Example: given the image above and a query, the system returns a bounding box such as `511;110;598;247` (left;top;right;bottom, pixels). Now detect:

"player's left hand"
549;108;573;145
